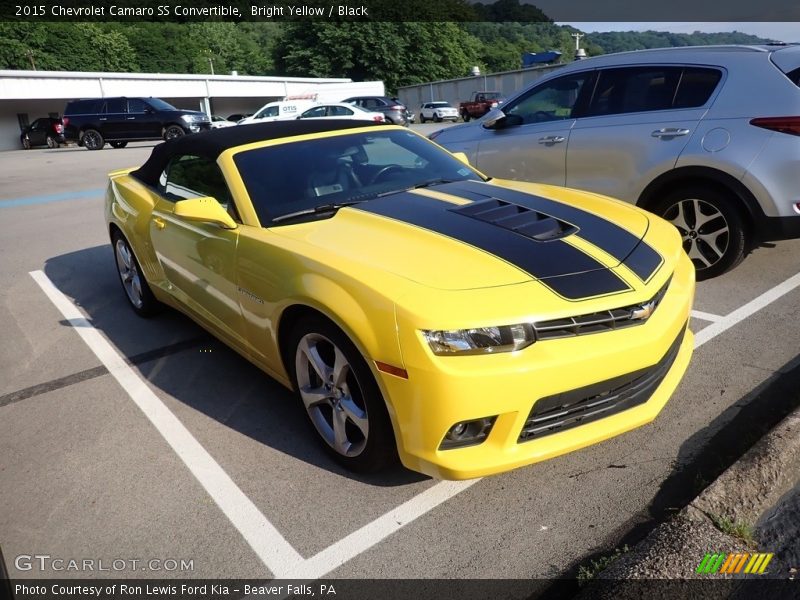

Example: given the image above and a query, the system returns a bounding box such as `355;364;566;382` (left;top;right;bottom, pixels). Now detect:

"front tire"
112;230;161;317
164;125;185;141
82;129;105;150
110;141;128;149
655;185;747;280
287;316;397;473
462;112;471;122
46;136;58;148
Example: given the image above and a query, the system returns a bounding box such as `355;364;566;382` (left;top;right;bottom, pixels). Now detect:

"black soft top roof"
131;120;382;186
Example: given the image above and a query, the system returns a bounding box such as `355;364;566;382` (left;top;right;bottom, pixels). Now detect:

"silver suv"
431;45;800;279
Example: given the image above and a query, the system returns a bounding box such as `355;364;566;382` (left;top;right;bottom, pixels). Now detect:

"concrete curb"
575;400;800;588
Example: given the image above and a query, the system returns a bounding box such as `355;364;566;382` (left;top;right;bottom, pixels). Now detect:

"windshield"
147;98;177;111
431;102;452;108
234;129;484;226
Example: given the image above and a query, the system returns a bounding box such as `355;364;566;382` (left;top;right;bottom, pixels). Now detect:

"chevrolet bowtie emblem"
631;300;656;321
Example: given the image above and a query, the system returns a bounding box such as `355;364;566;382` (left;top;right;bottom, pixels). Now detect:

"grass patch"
577;545;630;584
710;514;756;545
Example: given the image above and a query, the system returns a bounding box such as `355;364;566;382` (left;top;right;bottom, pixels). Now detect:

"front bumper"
381;253;695;480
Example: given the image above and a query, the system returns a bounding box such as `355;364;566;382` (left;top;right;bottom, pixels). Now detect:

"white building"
0;69;384;151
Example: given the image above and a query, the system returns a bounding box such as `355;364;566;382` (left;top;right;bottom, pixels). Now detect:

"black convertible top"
131;120;382;186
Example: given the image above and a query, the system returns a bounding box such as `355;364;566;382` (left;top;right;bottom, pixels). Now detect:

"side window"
363;99;379;109
505;73;590;124
330;105;353;116
127;99;148;113
587;67;682;117
159;155;238;219
31;119;45;130
674;68;722;108
103;99;126;114
302;106;327;119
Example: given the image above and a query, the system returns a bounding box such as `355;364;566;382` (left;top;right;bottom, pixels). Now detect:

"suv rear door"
566;66;722;202
99;98;128;140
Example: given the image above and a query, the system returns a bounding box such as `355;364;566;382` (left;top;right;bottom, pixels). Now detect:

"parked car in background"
63;97;210;150
419;101;460;123
210;115;236;129
296;103;385;122
20;117;65;149
227;113;252;123
342;96;410;125
238;100;317;125
459;91;505;122
433;45;800;279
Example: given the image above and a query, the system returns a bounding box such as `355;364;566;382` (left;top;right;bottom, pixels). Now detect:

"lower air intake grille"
519;326;686;443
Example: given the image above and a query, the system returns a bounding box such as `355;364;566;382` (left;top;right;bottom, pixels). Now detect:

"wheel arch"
636;166;763;240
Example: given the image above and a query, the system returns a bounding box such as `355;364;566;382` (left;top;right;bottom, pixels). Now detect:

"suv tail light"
53;122;64;134
750;116;800;136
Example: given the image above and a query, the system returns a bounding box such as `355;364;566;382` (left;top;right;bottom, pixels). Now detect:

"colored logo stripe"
447;181;664;282
697;552;774;575
354;191;631;300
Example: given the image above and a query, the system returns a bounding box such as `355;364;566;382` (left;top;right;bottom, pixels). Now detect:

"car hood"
273;180;658;299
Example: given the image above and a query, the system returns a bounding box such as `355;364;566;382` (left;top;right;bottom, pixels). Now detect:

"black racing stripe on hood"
446;181;664;281
354;192;630;300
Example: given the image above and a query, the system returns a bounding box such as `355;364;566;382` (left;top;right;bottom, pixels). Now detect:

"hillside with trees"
0;16;772;92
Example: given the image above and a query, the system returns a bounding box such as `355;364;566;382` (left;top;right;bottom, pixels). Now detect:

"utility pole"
26;49;36;71
571;32;584;51
207;51;215;75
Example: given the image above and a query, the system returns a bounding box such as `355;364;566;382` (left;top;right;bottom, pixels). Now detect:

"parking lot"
1;127;799;589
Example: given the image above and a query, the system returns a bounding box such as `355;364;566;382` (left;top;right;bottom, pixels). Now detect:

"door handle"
127;117;136;120
153;217;166;230
651;128;691;138
538;135;566;144
99;117;107;121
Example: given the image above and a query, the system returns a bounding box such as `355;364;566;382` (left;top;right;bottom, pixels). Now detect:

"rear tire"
110;141;128;149
112;230;162;317
21;136;31;149
46;136;58;148
287;315;398;473
82;129;105;150
419;115;426;123
654;185;747;280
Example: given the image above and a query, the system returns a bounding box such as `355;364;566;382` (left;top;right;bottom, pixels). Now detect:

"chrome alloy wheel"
665;198;730;270
115;238;144;309
295;333;369;457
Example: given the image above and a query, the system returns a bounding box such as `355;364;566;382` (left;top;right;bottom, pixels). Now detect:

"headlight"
422;324;535;355
181;114;205;123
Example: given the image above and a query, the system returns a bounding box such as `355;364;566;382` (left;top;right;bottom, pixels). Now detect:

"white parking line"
29;270;303;578
693;271;800;350
690;309;724;323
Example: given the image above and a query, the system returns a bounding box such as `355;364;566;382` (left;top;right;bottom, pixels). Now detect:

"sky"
558;22;800;43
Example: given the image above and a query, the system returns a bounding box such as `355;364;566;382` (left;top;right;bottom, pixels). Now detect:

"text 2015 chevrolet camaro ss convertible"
105;121;695;479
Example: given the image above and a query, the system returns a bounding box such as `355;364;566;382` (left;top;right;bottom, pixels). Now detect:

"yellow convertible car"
105;121;695;479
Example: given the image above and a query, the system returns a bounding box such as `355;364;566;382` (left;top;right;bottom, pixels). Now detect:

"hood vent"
451;198;579;242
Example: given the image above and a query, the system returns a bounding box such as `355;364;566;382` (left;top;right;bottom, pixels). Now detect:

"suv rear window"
586;66;721;117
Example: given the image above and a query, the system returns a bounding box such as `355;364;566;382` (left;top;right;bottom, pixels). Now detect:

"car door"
100;98;127;139
566;66;719;203
149;155;248;347
126;98;162;138
475;71;593;185
27;119;47;146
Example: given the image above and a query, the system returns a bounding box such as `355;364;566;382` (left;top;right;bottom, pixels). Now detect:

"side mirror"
482;107;508;130
173;197;237;230
451;152;470;166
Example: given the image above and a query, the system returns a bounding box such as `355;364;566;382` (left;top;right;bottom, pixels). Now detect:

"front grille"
533;276;671;340
518;326;686;443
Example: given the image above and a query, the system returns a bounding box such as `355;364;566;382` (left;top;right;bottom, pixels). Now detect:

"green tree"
273;22;481;93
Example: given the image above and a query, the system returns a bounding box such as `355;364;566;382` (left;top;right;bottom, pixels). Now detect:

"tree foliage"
273;22;482;92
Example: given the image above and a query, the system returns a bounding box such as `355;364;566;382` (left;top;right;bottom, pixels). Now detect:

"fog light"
439;416;497;450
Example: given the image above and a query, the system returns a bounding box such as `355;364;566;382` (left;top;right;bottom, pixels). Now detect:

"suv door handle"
99;117;107;121
127;117;136;120
538;135;566;144
153;217;166;230
651;128;691;138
